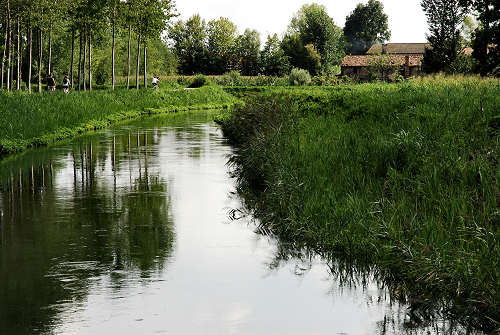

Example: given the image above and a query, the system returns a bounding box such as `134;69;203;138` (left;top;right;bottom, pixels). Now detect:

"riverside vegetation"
0;86;237;156
219;77;500;332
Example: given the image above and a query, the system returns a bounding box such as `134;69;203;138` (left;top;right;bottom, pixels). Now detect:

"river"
0;112;472;334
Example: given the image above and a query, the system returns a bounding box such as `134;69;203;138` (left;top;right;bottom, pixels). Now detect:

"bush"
188;74;210;88
311;75;341;86
214;71;242;86
446;54;478;75
289;68;311;86
95;61;109;85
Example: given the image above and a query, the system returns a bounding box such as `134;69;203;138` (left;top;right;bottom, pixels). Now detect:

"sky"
174;0;429;43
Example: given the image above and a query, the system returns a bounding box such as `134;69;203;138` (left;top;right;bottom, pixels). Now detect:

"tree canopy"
421;0;468;73
284;3;344;75
343;0;391;55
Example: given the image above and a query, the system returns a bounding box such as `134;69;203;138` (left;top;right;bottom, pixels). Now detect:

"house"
366;43;430;56
341;54;423;80
341;43;429;80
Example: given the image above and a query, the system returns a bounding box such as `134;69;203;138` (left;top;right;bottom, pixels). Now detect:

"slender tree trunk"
38;28;43;93
78;29;82;90
111;7;116;90
1;16;8;90
28;24;32;93
6;1;11;92
47;26;52;75
88;30;92;91
70;28;75;86
82;27;86;91
136;34;140;90
9;22;14;91
143;42;147;88
17;17;20;90
127;25;131;89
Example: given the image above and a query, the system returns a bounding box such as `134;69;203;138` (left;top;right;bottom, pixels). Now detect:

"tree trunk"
1;16;8;90
38;28;43;93
70;28;75;86
6;1;11;91
28;25;32;93
9;21;14;91
143;42;147;88
88;30;92;91
1;18;7;90
136;34;140;90
78;29;82;90
47;26;52;75
82;27;86;91
17;17;20;90
127;25;131;89
111;6;116;90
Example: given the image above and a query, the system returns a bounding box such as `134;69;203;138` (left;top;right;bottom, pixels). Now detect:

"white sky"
174;0;429;43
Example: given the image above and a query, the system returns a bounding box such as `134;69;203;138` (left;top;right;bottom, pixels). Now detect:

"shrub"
95;61;109;85
311;75;341;86
188;74;210;88
289;68;311;86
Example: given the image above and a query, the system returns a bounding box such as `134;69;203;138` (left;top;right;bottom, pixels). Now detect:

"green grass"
0;86;238;155
220;78;500;332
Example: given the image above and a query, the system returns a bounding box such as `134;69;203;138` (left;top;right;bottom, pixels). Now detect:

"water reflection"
251;229;484;335
0;112;488;335
0;124;174;334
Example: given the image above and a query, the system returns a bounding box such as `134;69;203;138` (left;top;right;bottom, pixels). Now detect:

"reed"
221;78;500;332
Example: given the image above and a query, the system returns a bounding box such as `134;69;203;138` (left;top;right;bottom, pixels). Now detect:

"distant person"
62;75;71;94
152;76;159;90
47;74;56;91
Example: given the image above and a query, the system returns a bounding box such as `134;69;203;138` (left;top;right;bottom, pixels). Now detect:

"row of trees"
169;1;392;76
0;0;176;92
421;0;499;75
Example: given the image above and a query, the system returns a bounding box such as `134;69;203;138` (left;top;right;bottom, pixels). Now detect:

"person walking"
62;75;71;94
152;76;159;90
47;74;56;91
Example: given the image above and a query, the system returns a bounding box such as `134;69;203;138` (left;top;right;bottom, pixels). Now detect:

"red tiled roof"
341;55;423;67
366;43;430;55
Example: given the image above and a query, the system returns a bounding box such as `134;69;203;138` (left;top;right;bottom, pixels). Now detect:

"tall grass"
0;86;237;155
221;78;500;332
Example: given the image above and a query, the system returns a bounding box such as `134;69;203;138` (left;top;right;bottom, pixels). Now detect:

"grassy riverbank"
220;78;500;331
0;86;237;156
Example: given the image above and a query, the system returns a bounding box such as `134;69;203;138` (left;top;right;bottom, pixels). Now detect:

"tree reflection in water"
0;129;174;335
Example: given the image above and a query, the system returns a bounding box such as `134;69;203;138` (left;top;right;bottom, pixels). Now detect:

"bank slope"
0;87;238;156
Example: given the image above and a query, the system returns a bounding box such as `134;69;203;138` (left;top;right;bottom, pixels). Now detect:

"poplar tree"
421;0;468;72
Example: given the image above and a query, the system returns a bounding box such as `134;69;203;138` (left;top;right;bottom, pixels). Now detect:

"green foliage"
206;17;238;74
289;68;311;86
169;14;208;75
221;80;500;331
188;74;210;88
446;53;478;74
214;71;242;86
233;29;261;76
343;0;391;55
459;0;500;75
261;34;290;76
95;60;109;85
285;3;344;75
0;86;237;154
421;0;468;73
367;54;400;81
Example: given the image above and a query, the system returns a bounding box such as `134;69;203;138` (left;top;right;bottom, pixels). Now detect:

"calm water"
0;112;471;335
